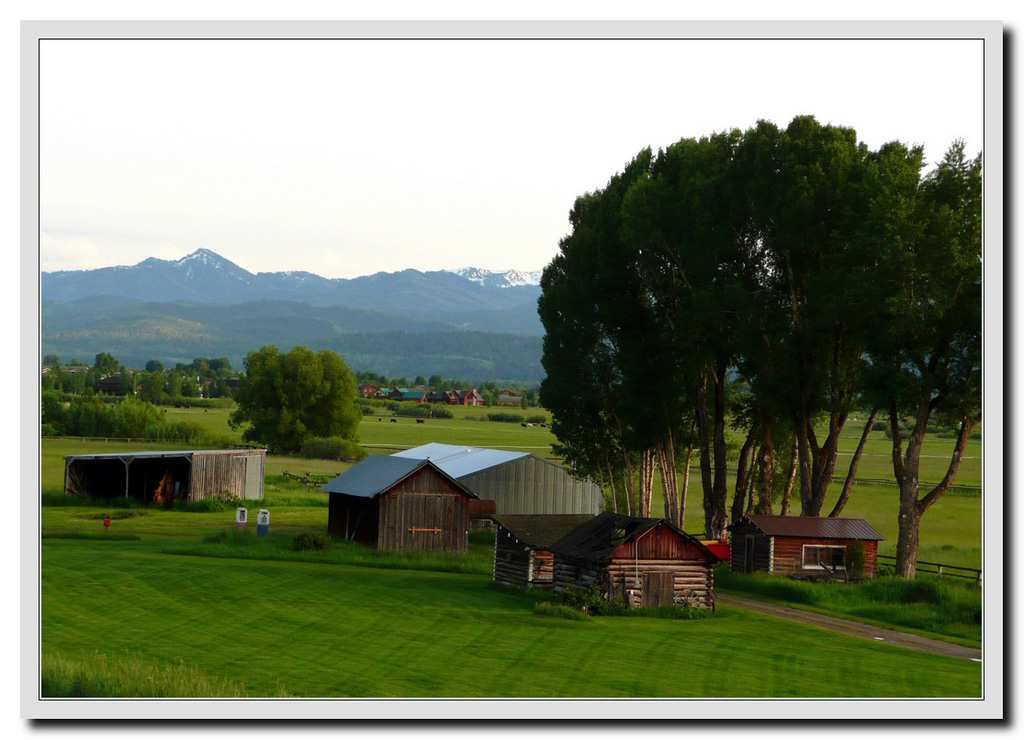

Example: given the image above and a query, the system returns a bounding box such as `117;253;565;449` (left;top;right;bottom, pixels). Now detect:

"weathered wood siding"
459;456;602;515
377;467;470;552
729;529;772;574
551;557;601;595
493;527;532;587
772;536;879;577
188;450;265;501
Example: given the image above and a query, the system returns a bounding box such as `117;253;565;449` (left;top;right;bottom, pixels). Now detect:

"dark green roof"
491;514;596;550
320;456;427;498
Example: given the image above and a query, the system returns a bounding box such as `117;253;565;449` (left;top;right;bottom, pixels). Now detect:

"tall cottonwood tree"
863;141;982;577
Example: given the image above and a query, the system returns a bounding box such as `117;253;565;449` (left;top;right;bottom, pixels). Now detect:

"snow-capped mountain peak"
449;267;543;288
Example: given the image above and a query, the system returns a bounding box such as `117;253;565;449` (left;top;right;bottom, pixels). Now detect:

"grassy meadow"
37;400;986;698
39;506;981;699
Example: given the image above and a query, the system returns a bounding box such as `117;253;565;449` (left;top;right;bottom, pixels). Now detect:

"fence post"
937;565;943;579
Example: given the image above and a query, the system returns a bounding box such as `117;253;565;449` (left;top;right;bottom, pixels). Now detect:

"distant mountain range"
40;249;549;382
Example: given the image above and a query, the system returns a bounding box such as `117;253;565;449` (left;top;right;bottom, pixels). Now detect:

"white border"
21;18;1004;722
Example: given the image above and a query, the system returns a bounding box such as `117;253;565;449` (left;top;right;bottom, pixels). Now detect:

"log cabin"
547;512;720;609
727;514;885;579
491;514;596;589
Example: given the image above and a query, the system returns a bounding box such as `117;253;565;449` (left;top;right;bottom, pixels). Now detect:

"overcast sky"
38;36;985;279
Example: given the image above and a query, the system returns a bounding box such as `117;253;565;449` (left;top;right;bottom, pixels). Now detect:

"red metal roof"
729;514;885;541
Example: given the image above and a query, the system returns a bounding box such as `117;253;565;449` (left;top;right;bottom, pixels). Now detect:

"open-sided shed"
63;449;266;503
392;443;603;515
321;455;477;552
491;514;595;589
548;512;720;609
727;514;885;579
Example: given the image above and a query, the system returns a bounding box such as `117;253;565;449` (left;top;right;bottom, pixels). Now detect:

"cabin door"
642;572;674;608
743;535;755;573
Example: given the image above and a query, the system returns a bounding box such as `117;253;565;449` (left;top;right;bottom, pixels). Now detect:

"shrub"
300;436;367;461
40;424;59;436
525;414;548;424
290;532;333;552
395;404;453;419
872;421;887;432
487;412;524;423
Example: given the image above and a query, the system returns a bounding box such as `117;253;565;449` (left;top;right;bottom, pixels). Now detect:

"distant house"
497;390;523;406
547;513;720;609
93;375;132;396
491;514;595;589
392;443;603;515
358;384;381;398
387;388;409;401
454;389;484;406
425;390;449;403
726;514;885;579
321;456;476;552
394;390;427;403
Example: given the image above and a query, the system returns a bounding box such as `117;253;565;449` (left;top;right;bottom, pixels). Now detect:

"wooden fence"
876;554;982;583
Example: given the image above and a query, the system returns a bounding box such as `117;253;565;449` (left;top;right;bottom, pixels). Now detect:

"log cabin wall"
377;466;470;552
551;558;601;595
492;527;532;587
728;530;773;573
604;560;715;609
772;536;879;577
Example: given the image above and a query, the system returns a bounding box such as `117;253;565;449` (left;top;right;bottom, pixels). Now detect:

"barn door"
642;572;674;608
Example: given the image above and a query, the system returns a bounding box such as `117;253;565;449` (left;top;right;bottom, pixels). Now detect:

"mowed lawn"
39;509;982;699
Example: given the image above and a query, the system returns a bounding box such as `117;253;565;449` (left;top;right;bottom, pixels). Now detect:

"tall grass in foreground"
715;568;982;644
41;651;290;698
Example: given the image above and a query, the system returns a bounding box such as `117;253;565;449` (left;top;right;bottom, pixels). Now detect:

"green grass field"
39;507;981;698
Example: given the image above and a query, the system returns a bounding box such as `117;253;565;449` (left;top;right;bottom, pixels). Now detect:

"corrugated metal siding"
460;456;602;515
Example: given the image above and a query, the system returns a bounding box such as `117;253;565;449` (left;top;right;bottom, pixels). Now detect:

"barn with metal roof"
727;514;885;579
321;456;476;552
392;443;603;516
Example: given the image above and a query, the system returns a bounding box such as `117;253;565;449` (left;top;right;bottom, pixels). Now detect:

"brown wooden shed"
548;512;720;609
727;514;885;579
321;455;477;552
491;514;595;589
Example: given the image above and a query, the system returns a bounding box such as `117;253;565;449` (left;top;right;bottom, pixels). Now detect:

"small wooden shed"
321;456;477;552
63;449;266;503
548;512;720;609
491;514;595;589
727;514;885;579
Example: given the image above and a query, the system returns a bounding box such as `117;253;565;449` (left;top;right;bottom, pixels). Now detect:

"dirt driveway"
716;593;982;662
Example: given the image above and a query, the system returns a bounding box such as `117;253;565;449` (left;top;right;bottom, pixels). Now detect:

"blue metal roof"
392;443;530;479
320;455;427;498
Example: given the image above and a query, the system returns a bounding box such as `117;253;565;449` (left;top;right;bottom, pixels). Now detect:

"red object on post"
103;518;111;529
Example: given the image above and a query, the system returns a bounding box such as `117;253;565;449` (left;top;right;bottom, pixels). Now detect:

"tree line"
538;116;981;577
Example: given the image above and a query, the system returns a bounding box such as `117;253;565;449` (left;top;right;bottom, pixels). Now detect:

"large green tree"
863;141;982;577
229;345;361;452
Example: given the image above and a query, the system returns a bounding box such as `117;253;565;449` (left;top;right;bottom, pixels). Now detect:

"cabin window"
802;545;846;570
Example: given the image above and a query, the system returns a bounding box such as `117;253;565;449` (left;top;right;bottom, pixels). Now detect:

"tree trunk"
894;412;978;577
637;448;655;517
679;441;692;531
829;410;877;517
696;370;717;538
620;448;636;517
731;426;757;524
780;440;798;516
755;439;775;515
657;432;680;527
708;358;729;539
